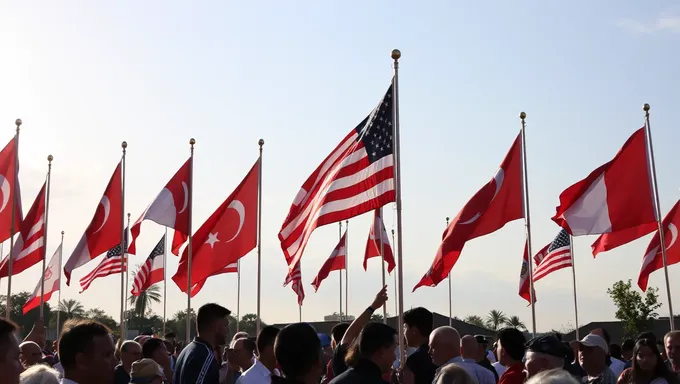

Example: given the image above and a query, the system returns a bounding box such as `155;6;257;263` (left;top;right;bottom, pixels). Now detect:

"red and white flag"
553;128;655;246
23;244;61;314
638;200;680;291
131;235;166;296
64;162;123;285
533;229;573;282
284;262;305;306
0;182;46;278
0;136;23;243
172;160;258;297
129;159;191;256
311;231;347;291
279;83;395;279
363;209;395;273
79;229;128;292
188;262;238;297
518;241;536;304
414;134;523;291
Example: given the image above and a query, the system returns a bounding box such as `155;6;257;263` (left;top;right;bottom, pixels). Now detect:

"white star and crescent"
206;232;220;248
225;200;245;243
0;174;10;214
92;196;111;234
460;168;505;225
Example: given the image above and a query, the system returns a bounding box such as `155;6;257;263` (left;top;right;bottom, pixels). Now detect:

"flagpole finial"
190;138;196;146
47;154;53;163
391;49;401;61
258;139;264;148
127;212;131;220
61;230;64;236
520;112;526;120
643;103;650;112
121;141;128;149
15;119;22;127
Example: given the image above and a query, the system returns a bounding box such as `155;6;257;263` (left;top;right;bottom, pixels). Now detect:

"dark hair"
553;332;563;341
562;342;575;367
164;332;176;339
403;307;433;337
196;303;231;333
622;339;635;352
638;331;657;344
632;338;674;382
594;328;611;345
357;322;397;358
142;338;165;358
497;327;525;361
241;337;256;356
257;326;280;355
274;323;321;379
58;320;111;370
610;344;622;360
331;323;350;344
0;318;18;359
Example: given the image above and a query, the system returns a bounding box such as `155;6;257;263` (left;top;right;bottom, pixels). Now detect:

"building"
563;317;680;343
324;314;356;322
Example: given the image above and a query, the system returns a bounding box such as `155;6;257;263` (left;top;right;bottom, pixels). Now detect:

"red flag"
284;262;305;306
363;209;395;273
518;241;536;304
553;128;655;242
172;160;258;297
64;162;123;285
131;235;166;296
0;136;23;243
311;231;347;292
188;262;238;297
591;223;657;257
413;134;523;291
23;244;61;314
129;159;191;256
0;182;46;277
638;200;680;291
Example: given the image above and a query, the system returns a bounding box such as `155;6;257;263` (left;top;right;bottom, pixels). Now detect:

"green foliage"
486;310;508;331
370;313;391;322
464;315;486;328
504;315;527;331
607;279;661;338
0;292;53;336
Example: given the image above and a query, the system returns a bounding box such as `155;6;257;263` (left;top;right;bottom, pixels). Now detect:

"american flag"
279;82;395;279
283;262;305;305
533;229;573;282
79;228;128;293
131;234;165;296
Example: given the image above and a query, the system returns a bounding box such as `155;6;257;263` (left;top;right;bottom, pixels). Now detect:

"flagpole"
119;141;127;340
56;231;64;340
298;305;302;322
446;217;452;327
519;112;537;336
124;212;130;331
338;221;343;321
256;139;264;334
236;259;241;333
569;235;579;339
391;228;397;319
643;104;674;330
40;155;53;319
163;227;167;336
186;138;195;343
379;209;387;324
5;119;21;319
345;220;348;320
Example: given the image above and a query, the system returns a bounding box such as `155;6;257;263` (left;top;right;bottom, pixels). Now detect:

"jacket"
173;337;221;384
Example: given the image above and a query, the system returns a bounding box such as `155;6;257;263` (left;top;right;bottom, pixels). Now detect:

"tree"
169;309;197;340
486;310;508;332
84;307;118;331
464;315;486;329
128;284;162;317
608;279;661;338
504;315;527;331
0;292;53;336
370;313;391;322
58;299;85;319
236;314;267;336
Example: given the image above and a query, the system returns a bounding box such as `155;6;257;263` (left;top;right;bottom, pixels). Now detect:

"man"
274;323;324;384
403;307;437;384
229;337;256;373
524;335;567;379
58;320;118;384
578;334;616;384
0;318;21;384
237;326;280;384
129;358;165;384
589;328;624;377
495;328;525;384
429;327;495;384
173;303;231;384
330;322;397;384
473;335;498;382
19;341;43;369
621;339;634;362
323;323;348;383
665;331;680;373
143;338;172;382
115;340;142;384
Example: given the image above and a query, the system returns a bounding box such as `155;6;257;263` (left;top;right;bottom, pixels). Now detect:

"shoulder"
329;368;355;384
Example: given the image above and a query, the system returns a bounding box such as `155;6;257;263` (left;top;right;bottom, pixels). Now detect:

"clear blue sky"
1;1;679;333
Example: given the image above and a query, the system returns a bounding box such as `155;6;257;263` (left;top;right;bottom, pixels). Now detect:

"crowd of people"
1;287;680;384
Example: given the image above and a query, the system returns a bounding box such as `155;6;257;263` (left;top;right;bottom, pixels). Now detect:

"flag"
311;231;347;292
518;241;536;304
129;159;191;256
279;82;395;278
638;200;680;291
0;182;46;278
64;162;123;285
130;235;166;296
552;128;655;242
363;209;395;273
591;223;658;257
23;244;62;314
413;134;523;291
533;229;573;282
0;136;23;244
79;228;128;293
172;160;258;297
284;262;305;306
188;262;238;297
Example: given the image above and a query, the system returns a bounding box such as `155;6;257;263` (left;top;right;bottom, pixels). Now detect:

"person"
58;320;117;384
129;358;165;384
495;328;525;384
429;327;495;384
525;368;580;384
666;331;680;374
115;341;142;384
620;339;634;367
0;319;21;384
164;333;177;371
434;364;476;384
524;335;567;379
473;335;498;382
173;303;231;384
229;337;256;373
142;338;172;382
578;334;616;384
19;341;44;369
618;338;678;384
272;323;324;384
330;322;397;384
590;329;625;378
237;326;280;384
322;323;349;383
403;307;437;384
19;364;60;384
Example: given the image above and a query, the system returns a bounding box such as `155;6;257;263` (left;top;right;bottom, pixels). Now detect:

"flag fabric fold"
638;200;680;291
131;235;166;296
23;244;62;314
0;135;24;243
533;229;573;282
284;262;305;306
188;262;238;297
363;209;395;273
311;231;347;292
79;228;128;293
518;241;536;304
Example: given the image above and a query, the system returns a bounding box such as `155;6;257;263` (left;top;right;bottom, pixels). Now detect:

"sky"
1;1;680;334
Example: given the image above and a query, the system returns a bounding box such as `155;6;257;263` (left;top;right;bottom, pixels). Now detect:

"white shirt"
236;359;278;384
437;357;496;384
609;357;626;378
492;362;506;377
60;379;78;384
486;351;497;363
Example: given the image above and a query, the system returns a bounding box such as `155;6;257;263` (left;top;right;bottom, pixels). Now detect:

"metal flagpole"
236;259;241;333
124;212;130;334
163;227;167;336
6;119;21;319
338;221;343;321
643;104;675;329
446;217;452;326
40;155;53;319
298;305;302;322
379;209;387;323
519;112;537;336
119;141;127;340
392;228;397;319
569;235;579;339
256;139;264;334
186;138;195;343
345;220;348;320
56;231;64;340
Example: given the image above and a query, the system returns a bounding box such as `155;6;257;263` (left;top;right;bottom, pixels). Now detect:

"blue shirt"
435;357;496;384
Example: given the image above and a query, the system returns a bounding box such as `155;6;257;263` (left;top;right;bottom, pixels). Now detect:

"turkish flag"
311;231;347;292
591;222;657;257
638;200;680;291
188;262;238;297
172;160;258;296
413;133;523;291
64;162;123;285
363;209;395;273
0;136;23;243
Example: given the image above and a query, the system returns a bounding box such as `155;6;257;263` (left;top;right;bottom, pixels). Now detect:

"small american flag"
533;229;573;282
131;234;165;296
79;228;129;293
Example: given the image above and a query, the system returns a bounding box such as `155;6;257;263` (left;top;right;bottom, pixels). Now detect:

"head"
473;335;489;360
428;326;461;366
0;319;21;384
658;340;668;361
274;323;322;384
164;332;176;343
257;326;280;365
403;307;433;348
621;339;635;361
58;320;116;384
228;337;256;370
434;363;476;384
330;323;349;350
196;303;231;346
525;368;579;384
19;342;43;369
460;335;479;360
232;331;249;342
142;338;170;368
633;338;666;375
120;340;143;370
610;344;622;360
19;364;60;384
354;323;397;374
578;334;609;376
129;358;164;384
524;336;566;378
496;328;525;366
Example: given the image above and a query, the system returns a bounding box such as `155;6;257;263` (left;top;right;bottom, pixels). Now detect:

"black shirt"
114;364;130;384
172;337;220;384
332;344;349;377
477;358;498;383
330;358;388;384
405;344;437;384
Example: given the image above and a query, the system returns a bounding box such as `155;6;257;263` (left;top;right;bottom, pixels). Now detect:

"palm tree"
504;315;527;331
58;299;85;319
464;315;487;329
128;284;162;317
485;310;508;332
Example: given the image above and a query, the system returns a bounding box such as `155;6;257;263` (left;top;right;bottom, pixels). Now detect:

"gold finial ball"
190;138;196;146
15;119;22;126
121;141;128;149
258;138;264;147
643;103;650;112
47;154;53;162
391;49;401;60
520;112;526;120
